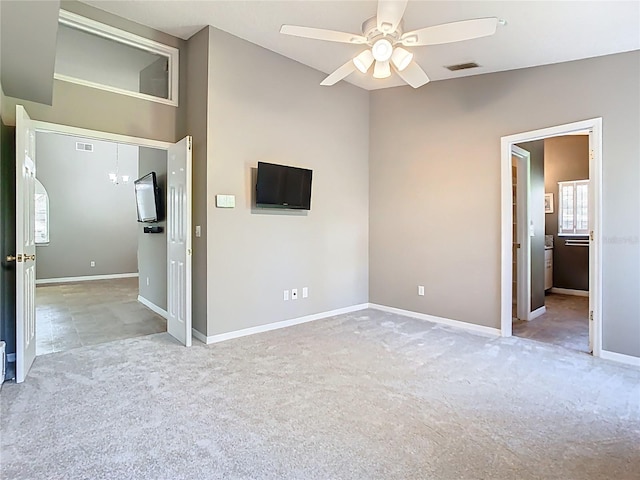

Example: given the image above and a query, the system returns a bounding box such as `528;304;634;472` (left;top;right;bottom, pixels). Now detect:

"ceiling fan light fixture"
371;38;393;62
373;60;391;79
353;50;375;73
281;3;501;89
391;47;413;71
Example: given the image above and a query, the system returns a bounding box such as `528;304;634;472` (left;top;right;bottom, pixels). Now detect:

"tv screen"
256;162;312;210
134;172;161;222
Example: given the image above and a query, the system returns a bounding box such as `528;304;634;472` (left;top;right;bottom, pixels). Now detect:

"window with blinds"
558;179;589;236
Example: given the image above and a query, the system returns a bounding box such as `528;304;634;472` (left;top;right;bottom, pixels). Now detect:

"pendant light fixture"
108;144;130;185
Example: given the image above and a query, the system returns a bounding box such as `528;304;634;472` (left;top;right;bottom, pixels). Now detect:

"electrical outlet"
302;287;308;298
90;261;95;267
418;285;425;296
195;225;201;237
283;290;289;301
291;288;298;300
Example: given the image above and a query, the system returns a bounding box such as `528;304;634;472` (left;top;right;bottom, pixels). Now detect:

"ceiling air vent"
446;62;480;72
75;142;94;152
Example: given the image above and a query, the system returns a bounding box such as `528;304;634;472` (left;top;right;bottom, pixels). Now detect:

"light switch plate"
216;194;236;208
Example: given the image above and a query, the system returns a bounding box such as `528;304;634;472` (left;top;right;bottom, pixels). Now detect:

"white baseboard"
187;302;638;368
369;303;502;337
528;306;546;321
36;273;138;285
137;295;168;319
550;287;589;297
192;328;207;344
599;350;640;367
196;303;370;345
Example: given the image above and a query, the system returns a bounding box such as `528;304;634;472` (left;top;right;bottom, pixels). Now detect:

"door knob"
5;254;23;262
24;254;36;261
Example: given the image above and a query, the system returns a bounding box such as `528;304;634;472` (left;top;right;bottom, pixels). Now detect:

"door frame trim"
31;120;172;150
500;118;602;357
27;119;192;349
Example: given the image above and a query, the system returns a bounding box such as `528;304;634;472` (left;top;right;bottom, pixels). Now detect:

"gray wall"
205;27;370;336
0;0;59;105
370;51;640;358
544;135;590;291
139;57;169;100
35;133;138;279
2;2;637;360
0;1;185;143
137;147;167;309
516;140;545;311
184;27;210;336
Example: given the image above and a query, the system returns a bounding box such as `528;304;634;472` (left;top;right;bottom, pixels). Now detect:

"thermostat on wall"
216;194;235;208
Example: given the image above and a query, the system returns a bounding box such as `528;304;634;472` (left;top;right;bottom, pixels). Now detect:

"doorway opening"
500;118;602;357
511;134;591;353
13;105;193;383
33;131;168;355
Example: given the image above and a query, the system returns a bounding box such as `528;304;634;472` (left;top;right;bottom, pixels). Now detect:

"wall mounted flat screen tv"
256;162;312;210
134;171;161;222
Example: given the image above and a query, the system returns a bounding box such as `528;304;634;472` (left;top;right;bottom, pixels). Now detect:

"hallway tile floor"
513;293;589;352
36;277;166;355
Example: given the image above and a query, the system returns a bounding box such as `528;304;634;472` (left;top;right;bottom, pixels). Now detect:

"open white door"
587;127;599;355
513;146;531;321
15;106;37;383
167;136;192;346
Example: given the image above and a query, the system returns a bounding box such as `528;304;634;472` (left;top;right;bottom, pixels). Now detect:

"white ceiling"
83;1;640;90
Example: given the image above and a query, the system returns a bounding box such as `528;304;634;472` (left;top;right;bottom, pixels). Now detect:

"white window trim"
56;10;179;107
558;179;590;237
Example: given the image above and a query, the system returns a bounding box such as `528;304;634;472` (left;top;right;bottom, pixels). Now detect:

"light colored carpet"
1;308;639;479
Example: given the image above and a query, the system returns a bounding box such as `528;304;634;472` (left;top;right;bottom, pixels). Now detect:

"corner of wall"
184;25;210;337
202;27;369;337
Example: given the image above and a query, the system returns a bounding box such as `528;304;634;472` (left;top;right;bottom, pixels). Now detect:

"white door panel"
588;131;595;354
513;147;531;321
167;136;192;346
15;105;37;383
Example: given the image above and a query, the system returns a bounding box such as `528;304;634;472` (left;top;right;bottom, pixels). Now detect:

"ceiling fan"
280;0;502;88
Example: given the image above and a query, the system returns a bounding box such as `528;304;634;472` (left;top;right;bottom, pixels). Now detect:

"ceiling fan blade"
377;0;408;33
280;25;367;44
400;17;499;46
320;60;357;86
394;61;430;88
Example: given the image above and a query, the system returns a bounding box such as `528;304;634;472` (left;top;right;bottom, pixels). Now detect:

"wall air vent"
75;142;93;152
446;62;480;72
